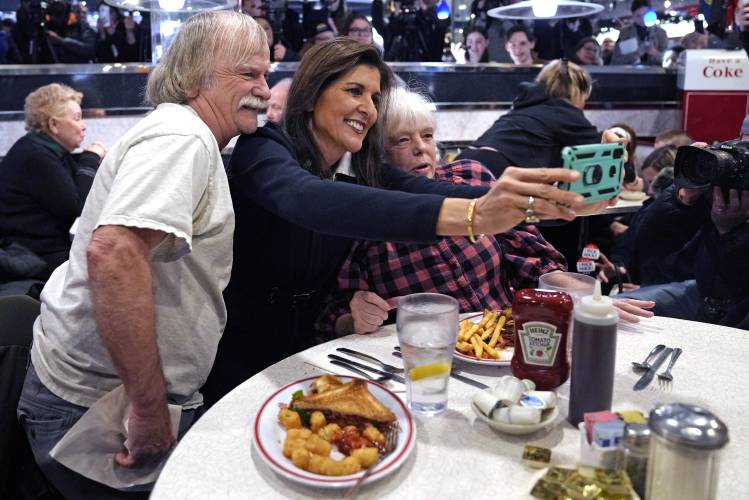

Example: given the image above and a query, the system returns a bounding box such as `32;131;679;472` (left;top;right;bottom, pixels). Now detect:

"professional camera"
386;0;432;61
674;140;749;190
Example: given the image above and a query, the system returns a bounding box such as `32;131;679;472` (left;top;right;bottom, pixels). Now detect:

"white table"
152;317;749;499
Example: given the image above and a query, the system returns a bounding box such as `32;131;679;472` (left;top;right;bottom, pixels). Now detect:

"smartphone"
558;142;625;203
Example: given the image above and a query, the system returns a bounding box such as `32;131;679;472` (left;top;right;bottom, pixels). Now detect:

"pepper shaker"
646;403;729;500
622;423;650;498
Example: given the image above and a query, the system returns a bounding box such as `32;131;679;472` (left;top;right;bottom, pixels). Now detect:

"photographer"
616;128;749;328
611;0;668;66
95;5;142;63
372;0;449;62
12;0;96;64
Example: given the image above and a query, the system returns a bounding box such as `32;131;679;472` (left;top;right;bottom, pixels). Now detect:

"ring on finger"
525;195;540;224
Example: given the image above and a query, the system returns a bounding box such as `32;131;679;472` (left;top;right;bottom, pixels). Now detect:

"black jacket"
611;185;710;285
202;125;486;405
469;82;601;176
0;133;99;274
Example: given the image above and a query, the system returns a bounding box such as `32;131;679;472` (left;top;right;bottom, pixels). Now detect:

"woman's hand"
274;43;287;62
612;298;654;323
85;142;108;159
349;291;397;335
471;167;586;234
449;42;466;64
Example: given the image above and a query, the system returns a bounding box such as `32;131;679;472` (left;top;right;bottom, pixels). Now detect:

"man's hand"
350;291;397;334
711;187;749;235
116;403;175;468
612;298;654;323
84;142;108;159
596;252;626;284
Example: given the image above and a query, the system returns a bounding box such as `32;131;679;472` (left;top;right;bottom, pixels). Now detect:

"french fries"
455;309;513;361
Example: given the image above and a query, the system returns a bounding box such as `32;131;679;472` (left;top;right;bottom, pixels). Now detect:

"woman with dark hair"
465;27;490;63
342;13;374;46
572;37;603;66
201;39;592;405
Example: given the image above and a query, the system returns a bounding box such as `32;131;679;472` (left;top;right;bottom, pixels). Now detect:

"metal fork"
336;347;404;373
657;348;683;391
329;359;392;383
632;344;666;372
345;424;400;499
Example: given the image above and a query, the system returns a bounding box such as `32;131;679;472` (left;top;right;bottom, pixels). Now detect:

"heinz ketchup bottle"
511;289;574;390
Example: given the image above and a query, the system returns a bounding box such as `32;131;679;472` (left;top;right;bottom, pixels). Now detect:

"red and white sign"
678;49;749;91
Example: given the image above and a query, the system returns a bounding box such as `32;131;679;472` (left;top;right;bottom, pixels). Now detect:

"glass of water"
396;293;459;416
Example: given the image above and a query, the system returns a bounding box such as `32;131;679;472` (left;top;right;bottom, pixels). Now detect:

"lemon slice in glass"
409;362;451;381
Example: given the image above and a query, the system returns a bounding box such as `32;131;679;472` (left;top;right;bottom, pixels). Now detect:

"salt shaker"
646;403;729;500
622;423;650;498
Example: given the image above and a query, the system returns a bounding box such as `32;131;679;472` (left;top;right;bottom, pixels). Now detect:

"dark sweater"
202;125;487;405
0;133;99;274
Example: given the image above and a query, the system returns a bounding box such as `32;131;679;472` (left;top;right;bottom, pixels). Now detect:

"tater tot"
309;411;326;432
283;438;306;458
325;456;361;476
351;447;379;468
278;408;302;429
307;454;327;475
362;426;385;445
317;423;341;442
304;434;332;456
291;448;311;469
286;428;312;439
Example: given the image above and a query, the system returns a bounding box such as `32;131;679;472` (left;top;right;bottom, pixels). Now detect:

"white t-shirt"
31;103;234;409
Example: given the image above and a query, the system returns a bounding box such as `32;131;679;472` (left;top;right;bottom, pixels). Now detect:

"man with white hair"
17;11;270;497
266;77;292;124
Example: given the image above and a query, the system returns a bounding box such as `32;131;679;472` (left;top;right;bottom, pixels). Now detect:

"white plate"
252;376;416;488
454;312;513;367
470;402;560;435
619;190;647;201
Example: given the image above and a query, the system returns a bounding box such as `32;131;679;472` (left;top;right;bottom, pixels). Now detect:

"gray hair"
25;83;83;133
146;11;267;106
382;86;435;142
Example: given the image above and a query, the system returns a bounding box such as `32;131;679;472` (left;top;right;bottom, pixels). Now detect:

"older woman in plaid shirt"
320;88;567;335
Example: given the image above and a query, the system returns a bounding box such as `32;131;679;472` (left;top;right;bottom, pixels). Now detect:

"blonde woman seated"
319;88;568;335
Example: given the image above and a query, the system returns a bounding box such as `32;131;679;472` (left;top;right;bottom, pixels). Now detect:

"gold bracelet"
466;199;482;243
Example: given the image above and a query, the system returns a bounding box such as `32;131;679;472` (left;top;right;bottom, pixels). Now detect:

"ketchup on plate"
511;289;574;390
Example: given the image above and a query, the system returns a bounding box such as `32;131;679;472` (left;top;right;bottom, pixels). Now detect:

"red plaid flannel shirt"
316;160;567;333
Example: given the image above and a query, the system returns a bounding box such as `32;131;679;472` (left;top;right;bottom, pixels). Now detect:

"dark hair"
574;36;600;54
285;37;394;187
630;0;651;12
464;27;489;63
642;145;677;172
506;24;535;43
650;166;674;194
342;13;372;36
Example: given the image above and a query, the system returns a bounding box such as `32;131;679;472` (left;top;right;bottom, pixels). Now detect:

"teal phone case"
559;143;625;203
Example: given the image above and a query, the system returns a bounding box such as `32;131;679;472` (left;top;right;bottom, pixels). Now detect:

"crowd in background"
2;0;749;65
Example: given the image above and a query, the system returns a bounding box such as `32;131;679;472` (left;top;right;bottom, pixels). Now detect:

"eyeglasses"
348;28;372;36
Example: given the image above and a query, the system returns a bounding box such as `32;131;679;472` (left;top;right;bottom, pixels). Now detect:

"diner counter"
152;316;749;499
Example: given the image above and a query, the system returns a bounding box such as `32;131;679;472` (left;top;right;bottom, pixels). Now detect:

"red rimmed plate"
252;376;416;488
454;312;513;366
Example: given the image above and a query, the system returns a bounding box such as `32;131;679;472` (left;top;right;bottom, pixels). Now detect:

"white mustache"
238;96;268;111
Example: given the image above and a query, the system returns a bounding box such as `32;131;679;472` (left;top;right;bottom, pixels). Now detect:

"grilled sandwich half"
291;379;396;423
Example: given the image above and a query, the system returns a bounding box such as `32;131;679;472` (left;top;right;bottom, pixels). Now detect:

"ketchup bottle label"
518;321;562;367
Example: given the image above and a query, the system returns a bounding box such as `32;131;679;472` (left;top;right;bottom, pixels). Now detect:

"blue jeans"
17;364;203;500
616;279;702;321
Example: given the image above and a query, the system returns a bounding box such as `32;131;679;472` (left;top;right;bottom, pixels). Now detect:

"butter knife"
327;354;406;384
633;347;673;391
